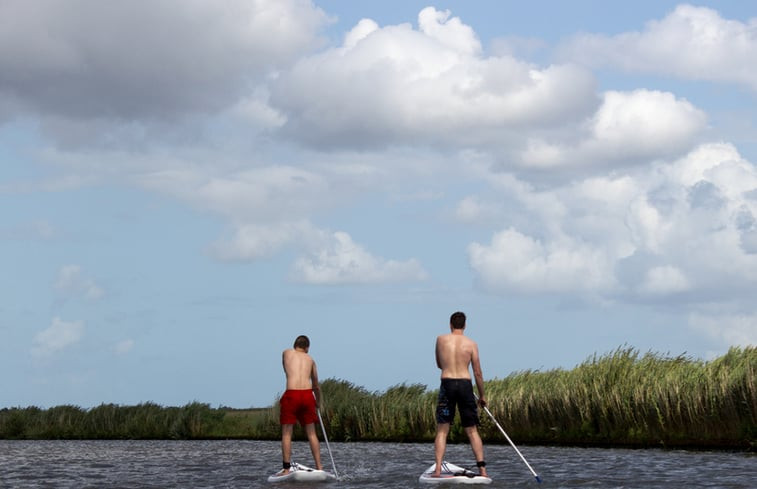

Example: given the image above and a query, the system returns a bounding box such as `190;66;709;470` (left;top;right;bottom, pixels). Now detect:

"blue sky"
2;1;756;409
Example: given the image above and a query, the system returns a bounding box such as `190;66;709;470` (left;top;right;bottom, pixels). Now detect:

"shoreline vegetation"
2;347;754;450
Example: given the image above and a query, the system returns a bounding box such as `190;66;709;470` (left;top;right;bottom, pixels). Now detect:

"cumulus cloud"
212;221;430;285
0;0;328;121
690;313;757;347
265;7;708;174
114;339;135;355
292;231;428;284
468;143;757;301
211;220;316;261
270;7;598;149
469;228;615;293
520;89;707;170
55;264;104;300
559;5;757;90
638;265;690;295
137;162;338;222
31;317;84;357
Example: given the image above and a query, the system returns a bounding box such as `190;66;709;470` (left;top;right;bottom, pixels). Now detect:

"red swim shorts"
279;389;318;425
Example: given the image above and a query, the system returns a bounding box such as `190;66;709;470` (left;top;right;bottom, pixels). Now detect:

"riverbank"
2;347;754;449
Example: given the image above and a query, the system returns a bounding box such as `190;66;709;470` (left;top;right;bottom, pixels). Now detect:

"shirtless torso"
279;337;323;473
432;315;488;478
435;330;485;399
283;348;318;389
282;347;320;407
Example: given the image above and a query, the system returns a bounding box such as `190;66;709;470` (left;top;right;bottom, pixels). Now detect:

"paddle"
478;396;542;483
316;406;339;479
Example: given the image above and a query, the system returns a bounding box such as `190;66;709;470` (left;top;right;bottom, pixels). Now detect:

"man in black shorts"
432;311;488;478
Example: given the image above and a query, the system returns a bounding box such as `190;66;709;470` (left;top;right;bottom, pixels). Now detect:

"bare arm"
435;337;442;369
471;343;486;406
311;361;320;407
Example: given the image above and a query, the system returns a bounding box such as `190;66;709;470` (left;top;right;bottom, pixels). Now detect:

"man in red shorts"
277;335;322;474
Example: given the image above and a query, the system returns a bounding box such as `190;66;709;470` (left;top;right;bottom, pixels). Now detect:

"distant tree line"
1;347;754;449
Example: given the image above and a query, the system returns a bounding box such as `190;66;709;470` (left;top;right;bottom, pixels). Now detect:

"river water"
0;440;753;488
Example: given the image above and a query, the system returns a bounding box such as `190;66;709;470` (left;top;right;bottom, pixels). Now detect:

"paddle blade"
535;475;543;483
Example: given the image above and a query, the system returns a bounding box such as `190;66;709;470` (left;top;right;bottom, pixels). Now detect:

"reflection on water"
0;440;754;488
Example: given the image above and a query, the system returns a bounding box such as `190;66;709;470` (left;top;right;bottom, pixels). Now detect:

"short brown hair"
450;311;466;329
294;335;310;349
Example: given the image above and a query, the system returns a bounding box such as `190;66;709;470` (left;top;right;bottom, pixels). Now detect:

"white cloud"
690;313;757;347
417;7;481;56
468;228;615;293
559;5;757;90
139;164;334;223
468;142;757;302
31;317;84;357
270;7;598;149
292;231;428;284
55;264;104;300
211;220;316;261
455;195;504;224
114;339;135;355
0;0;329;122
520;89;706;169
638;265;690;295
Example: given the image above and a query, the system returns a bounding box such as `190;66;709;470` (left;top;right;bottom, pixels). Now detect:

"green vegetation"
2;347;754;449
483;346;755;449
0;403;274;440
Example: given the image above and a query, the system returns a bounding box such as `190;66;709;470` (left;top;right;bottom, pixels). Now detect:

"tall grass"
0;402;227;440
249;380;437;441
484;346;755;448
2;347;754;448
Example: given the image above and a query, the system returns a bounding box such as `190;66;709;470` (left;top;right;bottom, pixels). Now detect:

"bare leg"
304;423;323;470
464;426;487;477
433;423;450;477
281;424;294;474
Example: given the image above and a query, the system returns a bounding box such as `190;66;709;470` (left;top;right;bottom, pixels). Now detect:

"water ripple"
0;440;753;488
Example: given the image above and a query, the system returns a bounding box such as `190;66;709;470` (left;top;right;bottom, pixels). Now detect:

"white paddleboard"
419;462;492;485
267;462;336;483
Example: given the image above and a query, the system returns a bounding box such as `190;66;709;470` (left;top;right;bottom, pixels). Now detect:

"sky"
1;0;756;409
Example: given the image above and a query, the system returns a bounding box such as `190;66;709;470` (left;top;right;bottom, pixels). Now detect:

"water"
0;440;754;488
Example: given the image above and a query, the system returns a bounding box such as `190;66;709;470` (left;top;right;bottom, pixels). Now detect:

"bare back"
282;348;318;391
435;329;486;400
436;332;479;379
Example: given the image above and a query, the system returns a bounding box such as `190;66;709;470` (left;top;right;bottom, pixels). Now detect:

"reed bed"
483;346;755;448
2;347;754;448
0;402;226;440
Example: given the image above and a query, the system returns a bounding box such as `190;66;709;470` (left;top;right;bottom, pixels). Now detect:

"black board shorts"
436;378;479;427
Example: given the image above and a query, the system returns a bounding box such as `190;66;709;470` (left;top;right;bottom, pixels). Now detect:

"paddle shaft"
481;403;542;483
316;406;339;479
473;391;541;483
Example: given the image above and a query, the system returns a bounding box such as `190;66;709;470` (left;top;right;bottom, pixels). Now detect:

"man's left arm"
311;361;321;407
471;345;486;407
